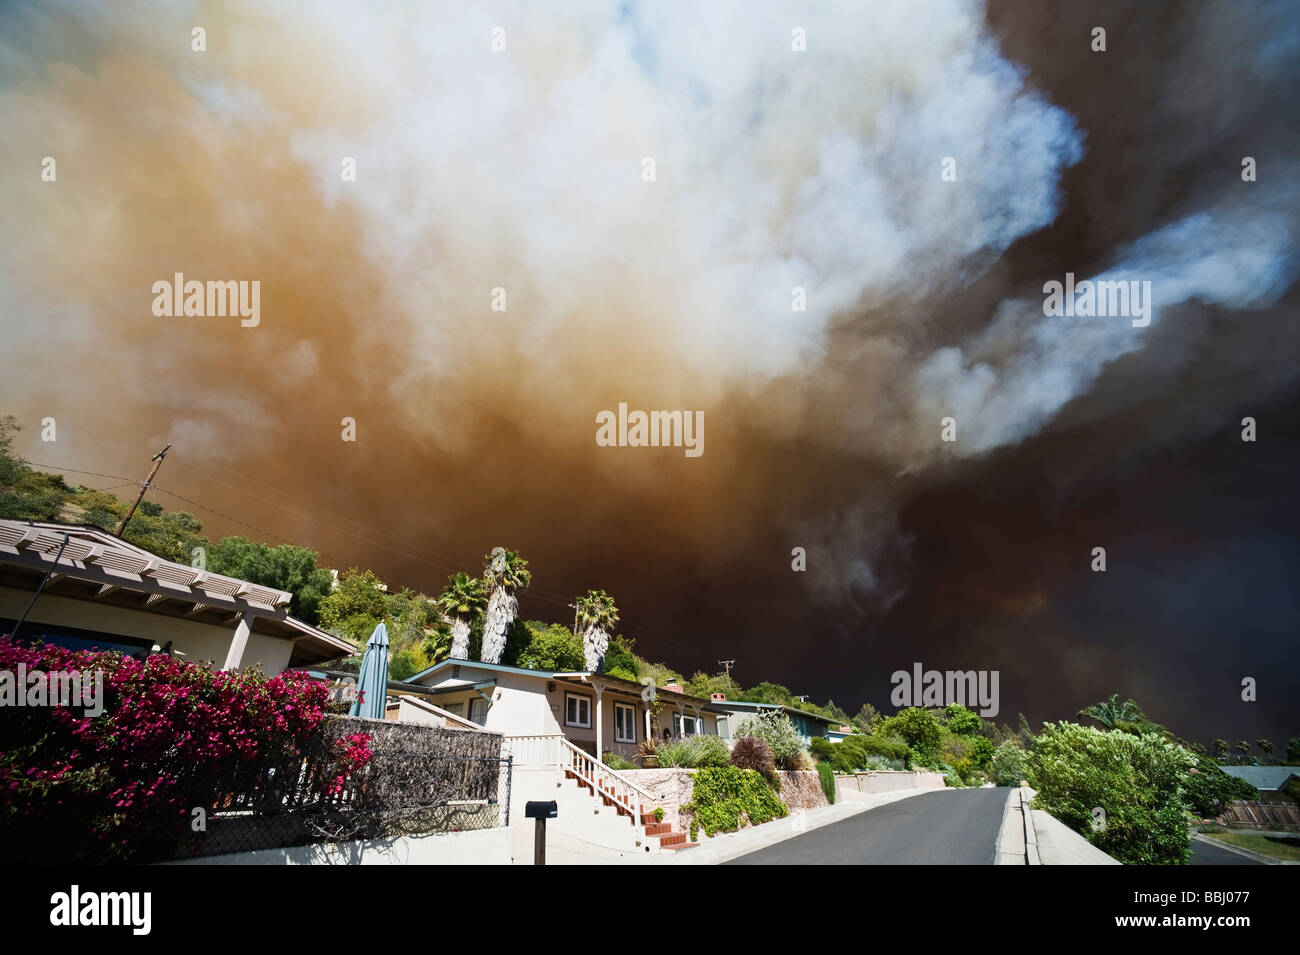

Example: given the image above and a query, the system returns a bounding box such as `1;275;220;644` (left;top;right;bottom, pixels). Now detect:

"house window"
468;698;488;725
672;713;700;736
614;703;636;743
444;701;464;715
565;693;592;728
717;716;728;740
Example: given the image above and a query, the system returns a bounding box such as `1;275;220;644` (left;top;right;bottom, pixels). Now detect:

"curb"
994;786;1040;865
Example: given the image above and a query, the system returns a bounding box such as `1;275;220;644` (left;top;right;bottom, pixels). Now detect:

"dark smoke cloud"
0;1;1296;743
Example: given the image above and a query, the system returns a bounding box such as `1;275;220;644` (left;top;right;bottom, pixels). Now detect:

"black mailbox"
525;800;558;820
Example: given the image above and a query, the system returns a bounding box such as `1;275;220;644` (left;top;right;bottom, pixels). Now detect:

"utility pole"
718;659;735;678
115;444;171;536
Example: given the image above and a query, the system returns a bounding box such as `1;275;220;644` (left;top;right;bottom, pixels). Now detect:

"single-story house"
0;518;354;674
401;658;729;760
709;699;845;745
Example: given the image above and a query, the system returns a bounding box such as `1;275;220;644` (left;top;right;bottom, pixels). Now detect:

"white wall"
168;826;511;865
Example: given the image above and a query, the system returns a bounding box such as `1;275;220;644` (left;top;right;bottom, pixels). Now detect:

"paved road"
1189;835;1265;865
726;787;1010;865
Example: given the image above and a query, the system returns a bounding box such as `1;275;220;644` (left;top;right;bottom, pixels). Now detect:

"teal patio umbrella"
348;621;389;719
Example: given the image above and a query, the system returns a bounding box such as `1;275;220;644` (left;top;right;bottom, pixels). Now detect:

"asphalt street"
725;787;1010;865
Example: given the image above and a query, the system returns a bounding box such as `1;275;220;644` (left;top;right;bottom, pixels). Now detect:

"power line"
29;455;721;668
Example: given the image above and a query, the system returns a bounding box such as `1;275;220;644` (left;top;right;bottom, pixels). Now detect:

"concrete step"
656;831;691;848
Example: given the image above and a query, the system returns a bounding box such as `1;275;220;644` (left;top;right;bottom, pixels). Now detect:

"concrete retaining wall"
835;769;946;798
169;825;511;865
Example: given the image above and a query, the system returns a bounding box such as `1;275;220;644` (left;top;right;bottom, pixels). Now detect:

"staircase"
505;735;697;853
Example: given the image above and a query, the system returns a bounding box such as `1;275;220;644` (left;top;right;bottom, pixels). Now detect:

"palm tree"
479;548;531;665
1078;694;1143;730
1213;738;1230;760
437;573;487;660
1258;739;1274;763
575;589;619;672
1236;740;1252;764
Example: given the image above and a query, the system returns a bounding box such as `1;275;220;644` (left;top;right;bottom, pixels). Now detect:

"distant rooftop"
1218;765;1300;790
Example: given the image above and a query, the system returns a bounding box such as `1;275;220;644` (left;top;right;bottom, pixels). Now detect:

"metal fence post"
504;754;513;827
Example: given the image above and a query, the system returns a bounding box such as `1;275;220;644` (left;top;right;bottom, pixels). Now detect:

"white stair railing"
556;737;658;823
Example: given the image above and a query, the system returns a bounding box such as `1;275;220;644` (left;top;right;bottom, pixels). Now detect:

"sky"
1;0;1297;746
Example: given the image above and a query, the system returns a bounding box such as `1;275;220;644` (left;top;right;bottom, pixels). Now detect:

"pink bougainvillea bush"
0;636;371;863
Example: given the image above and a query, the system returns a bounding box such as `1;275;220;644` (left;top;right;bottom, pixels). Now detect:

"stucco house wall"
0;586;292;673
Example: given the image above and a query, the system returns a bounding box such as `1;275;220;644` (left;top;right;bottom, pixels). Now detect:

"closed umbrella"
348;621;389;719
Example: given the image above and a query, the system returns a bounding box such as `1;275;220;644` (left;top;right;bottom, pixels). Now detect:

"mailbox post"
525;800;557;865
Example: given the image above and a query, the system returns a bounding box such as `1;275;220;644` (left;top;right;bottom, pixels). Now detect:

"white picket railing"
502;734;566;767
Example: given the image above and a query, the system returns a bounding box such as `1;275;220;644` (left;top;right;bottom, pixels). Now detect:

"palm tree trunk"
480;587;517;664
582;625;609;672
449;618;471;660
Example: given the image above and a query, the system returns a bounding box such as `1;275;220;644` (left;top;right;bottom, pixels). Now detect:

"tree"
0;416;73;520
318;568;390;645
992;740;1027;786
824;699;850;723
740;682;797;707
1078;693;1143;730
575;589;619;671
1236;740;1252;763
852;703;880;735
1257;739;1274;763
208;536;333;625
1213;738;1230;760
515;621;585;671
1184;753;1259;817
437;572;486;660
1288;738;1300;765
479;548;530;665
1026;722;1196;865
942;703;982;736
685;670;743;701
603;635;641;680
876;708;943;761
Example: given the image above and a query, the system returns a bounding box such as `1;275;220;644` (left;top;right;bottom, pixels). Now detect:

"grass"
1201;830;1300;862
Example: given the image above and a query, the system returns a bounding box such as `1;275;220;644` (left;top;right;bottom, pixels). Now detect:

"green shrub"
809;736;836;762
652;807;665;823
683;767;787;837
992;740;1027;786
817;761;836;804
875;708;942;761
655;738;692;768
829;734;911;774
602;752;637;771
684;734;730;768
1183;754;1259;816
1026;722;1196;865
655;734;729;768
735;711;808;770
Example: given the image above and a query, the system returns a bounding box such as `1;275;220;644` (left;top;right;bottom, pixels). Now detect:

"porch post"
594;682;605;761
222;611;255;671
644;703;652;742
692;704;702;734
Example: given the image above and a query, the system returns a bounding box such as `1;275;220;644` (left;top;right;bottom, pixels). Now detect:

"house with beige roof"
0;518;354;674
